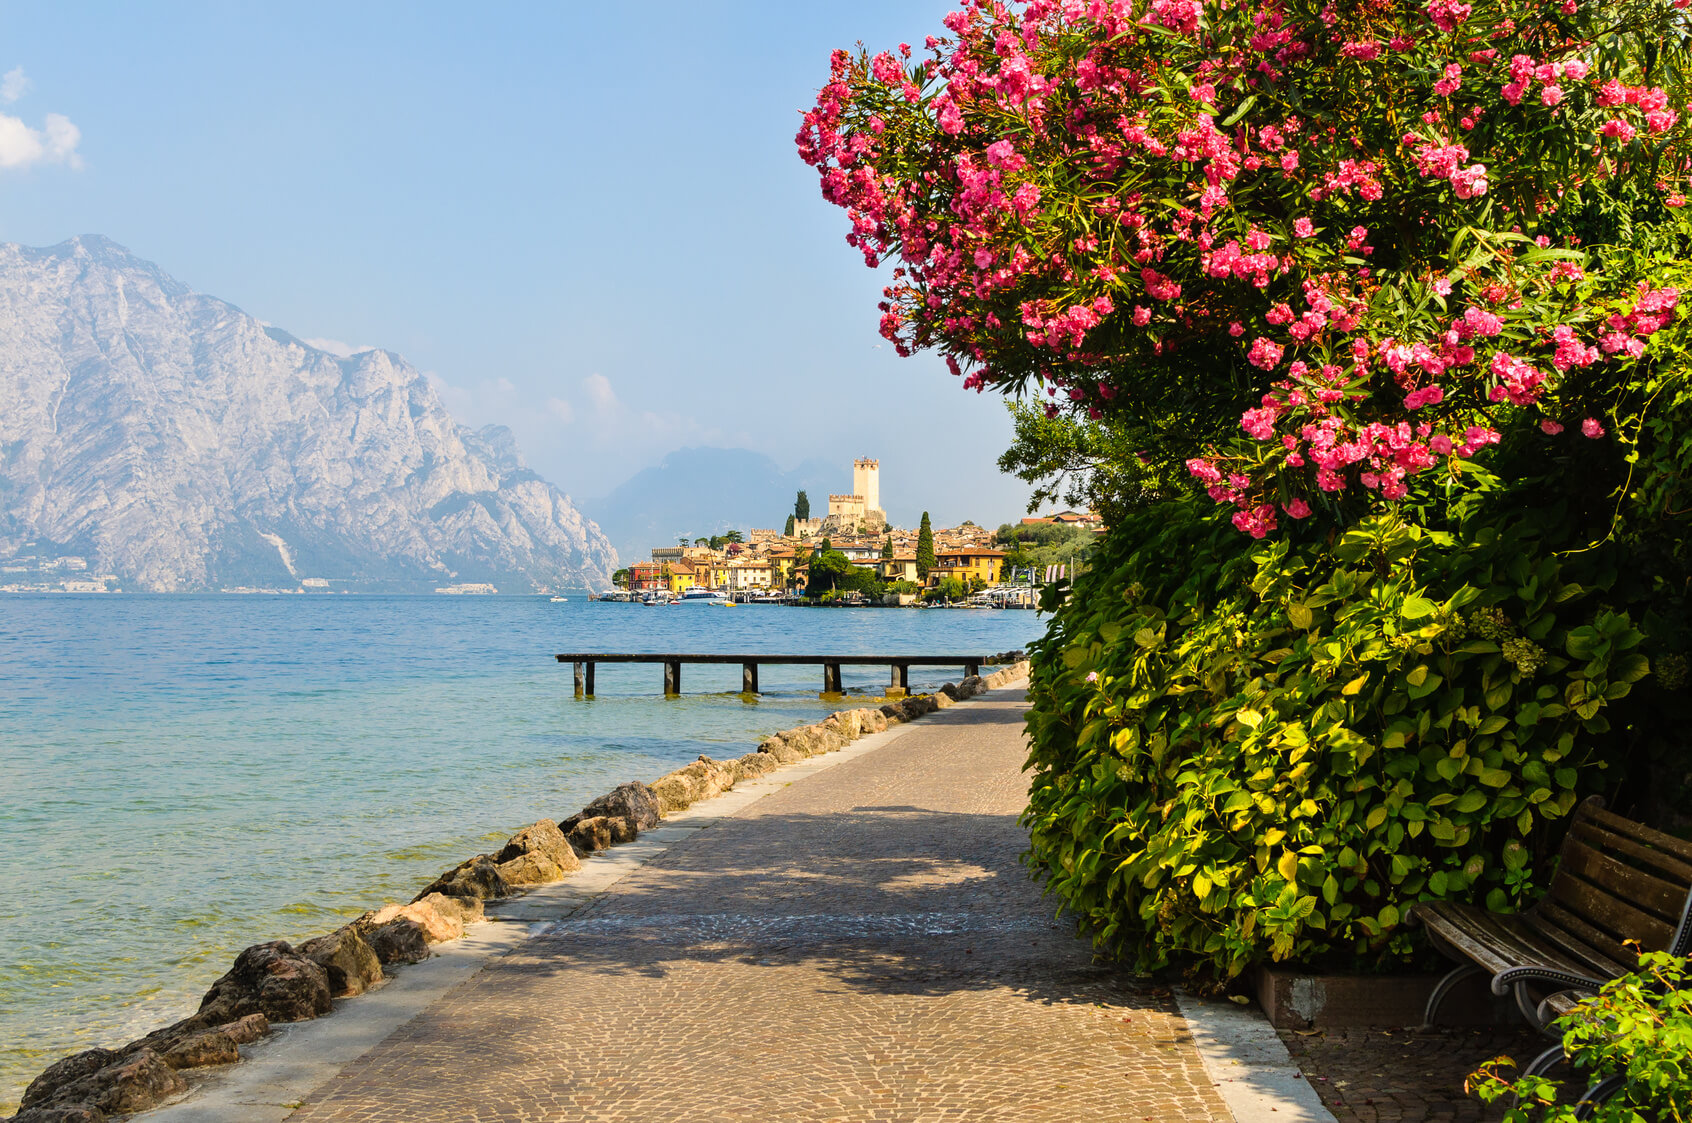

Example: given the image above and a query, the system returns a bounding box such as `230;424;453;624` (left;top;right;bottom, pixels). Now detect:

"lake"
0;594;1047;1110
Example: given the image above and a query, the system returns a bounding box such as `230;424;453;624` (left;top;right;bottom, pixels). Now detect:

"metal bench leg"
1421;961;1483;1028
1522;1043;1566;1079
1574;1075;1626;1120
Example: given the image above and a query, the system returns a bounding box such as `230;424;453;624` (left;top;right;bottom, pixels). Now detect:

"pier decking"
553;652;1002;696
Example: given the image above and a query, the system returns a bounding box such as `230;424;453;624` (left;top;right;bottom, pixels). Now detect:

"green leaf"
1220;94;1258;127
1401;596;1437;620
1287;601;1313;629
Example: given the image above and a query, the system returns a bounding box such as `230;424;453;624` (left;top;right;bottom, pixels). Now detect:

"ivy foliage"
1021;470;1691;977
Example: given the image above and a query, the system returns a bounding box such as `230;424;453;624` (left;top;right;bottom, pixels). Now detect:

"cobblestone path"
289;690;1233;1122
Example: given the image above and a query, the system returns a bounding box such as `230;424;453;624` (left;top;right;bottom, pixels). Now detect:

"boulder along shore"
8;657;1030;1123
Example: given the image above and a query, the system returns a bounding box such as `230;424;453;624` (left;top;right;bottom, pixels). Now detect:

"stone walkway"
285;691;1233;1122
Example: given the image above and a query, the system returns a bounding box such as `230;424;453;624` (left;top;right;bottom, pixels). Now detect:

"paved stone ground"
1281;1024;1549;1122
287;691;1233;1122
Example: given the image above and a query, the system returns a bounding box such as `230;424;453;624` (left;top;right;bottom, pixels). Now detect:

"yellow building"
666;561;699;595
928;548;1006;588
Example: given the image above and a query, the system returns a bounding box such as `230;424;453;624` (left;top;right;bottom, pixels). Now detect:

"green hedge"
1021;496;1674;979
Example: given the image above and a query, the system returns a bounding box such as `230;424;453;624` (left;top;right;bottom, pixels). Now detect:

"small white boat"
550;595;568;603
678;587;728;603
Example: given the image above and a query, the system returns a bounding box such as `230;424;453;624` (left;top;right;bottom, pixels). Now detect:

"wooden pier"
554;653;998;697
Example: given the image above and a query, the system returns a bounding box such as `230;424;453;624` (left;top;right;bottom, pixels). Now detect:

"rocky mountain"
0;235;616;592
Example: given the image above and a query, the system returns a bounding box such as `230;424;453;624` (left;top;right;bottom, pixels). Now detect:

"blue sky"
0;1;1035;530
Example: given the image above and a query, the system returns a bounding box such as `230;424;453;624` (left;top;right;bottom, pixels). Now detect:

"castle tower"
853;458;881;518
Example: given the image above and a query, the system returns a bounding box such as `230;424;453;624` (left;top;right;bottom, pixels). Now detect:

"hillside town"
609;457;1104;605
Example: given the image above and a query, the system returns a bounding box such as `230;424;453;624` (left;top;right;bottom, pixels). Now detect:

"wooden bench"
1411;795;1692;1039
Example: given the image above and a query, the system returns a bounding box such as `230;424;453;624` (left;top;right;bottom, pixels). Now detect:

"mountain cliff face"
0;235;616;591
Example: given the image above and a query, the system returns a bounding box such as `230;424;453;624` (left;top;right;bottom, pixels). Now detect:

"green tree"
784;514;796;536
611;568;630;588
795;490;810;520
881;535;894;559
915;513;935;580
723;529;744;544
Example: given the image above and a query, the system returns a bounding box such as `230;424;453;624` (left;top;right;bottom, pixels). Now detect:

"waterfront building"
877;555;919;584
628;561;665;592
928;548;1007;588
727;559;773;592
666;561;699;595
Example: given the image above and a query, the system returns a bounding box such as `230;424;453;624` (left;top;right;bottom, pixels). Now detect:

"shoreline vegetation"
7;657;1030;1123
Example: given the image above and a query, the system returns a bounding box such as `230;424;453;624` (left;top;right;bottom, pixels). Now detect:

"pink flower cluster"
798;0;1692;537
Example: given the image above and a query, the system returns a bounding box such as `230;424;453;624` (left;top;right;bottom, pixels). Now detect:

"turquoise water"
0;594;1046;1110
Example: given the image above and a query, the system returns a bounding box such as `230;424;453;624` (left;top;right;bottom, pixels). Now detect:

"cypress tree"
795;490;810;520
916;513;935;579
784;514;795;536
881;534;894;559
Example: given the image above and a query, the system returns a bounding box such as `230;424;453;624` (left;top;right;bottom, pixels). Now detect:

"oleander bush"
1468;952;1692;1121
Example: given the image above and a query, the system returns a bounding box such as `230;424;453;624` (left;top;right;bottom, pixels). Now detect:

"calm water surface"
0;594;1046;1110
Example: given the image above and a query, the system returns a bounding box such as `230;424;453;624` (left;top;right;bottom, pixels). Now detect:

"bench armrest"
1491;965;1607;998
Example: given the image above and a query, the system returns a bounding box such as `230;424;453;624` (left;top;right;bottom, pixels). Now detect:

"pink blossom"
1293;217;1315;238
1541;85;1563;107
1581;417;1605;438
1283;498;1312;519
1228;321;1245;337
1540;419;1564;435
1603;118;1637;143
1451;164;1489;198
1247;337;1285;370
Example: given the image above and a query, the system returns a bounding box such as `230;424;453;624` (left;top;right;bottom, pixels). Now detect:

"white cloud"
0;110;81;170
582;372;618;412
495;376;516;394
303;336;376;358
2;67;30;104
545;397;575;424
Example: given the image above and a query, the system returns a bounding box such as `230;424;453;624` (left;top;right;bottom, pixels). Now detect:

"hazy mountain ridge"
0;235;616;591
585;447;837;565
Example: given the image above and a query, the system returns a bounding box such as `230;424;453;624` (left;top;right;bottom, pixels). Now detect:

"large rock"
574;782;661;831
195;942;332;1026
20;1051;122;1111
19;1048;185;1117
564;815;637;855
357;915;428;966
300;925;384;997
649;757;736;814
357;895;467;954
496;819;580;870
11;1104;107;1123
757;734;805;764
494;851;566;886
158;1028;240;1071
732;751;780;781
414;855;509;902
855;707;888;734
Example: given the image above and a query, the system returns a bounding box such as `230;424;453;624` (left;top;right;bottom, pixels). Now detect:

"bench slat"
1416;901;1602;978
1585;805;1692;865
1566;819;1692;886
1521;900;1634;978
1545;866;1676;951
1554;836;1688;923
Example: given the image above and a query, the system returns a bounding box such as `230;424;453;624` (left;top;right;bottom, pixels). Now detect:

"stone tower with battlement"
852;458;881;519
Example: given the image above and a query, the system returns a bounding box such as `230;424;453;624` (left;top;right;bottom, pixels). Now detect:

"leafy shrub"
1021;490;1679;978
1469;952;1692;1121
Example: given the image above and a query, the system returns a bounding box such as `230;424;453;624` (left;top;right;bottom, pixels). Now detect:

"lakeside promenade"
149;688;1278;1122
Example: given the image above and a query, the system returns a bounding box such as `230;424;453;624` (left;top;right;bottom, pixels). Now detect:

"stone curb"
109;673;1032;1122
1175;989;1339;1123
